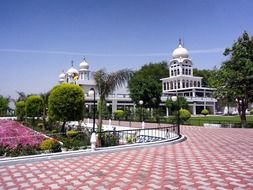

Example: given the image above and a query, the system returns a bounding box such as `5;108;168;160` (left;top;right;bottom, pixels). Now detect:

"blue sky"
0;0;253;98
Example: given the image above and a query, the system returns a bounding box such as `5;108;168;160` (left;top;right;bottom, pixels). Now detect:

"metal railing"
97;125;179;147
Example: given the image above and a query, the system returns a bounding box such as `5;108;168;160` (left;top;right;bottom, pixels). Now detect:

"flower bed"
0;120;45;157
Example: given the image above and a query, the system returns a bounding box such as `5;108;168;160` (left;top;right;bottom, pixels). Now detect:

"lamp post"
171;96;180;136
139;100;144;129
89;88;96;150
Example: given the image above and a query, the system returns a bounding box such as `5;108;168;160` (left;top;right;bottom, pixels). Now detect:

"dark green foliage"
193;69;217;87
166;96;188;114
101;132;120;147
15;101;26;121
129;62;169;109
0;95;9;116
25;96;44;118
211;31;253;127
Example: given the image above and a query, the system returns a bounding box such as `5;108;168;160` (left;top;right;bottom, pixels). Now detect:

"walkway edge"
0;135;186;166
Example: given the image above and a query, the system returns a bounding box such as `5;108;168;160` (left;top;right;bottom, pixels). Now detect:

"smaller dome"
67;62;79;76
80;58;89;70
59;72;65;79
172;43;189;59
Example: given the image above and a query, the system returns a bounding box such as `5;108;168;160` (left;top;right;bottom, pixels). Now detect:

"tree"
165;96;188;115
93;69;133;131
211;31;253;127
48;83;85;133
16;101;26;121
25;96;44;124
40;92;50;128
193;69;217;87
0;95;9;116
129;62;169;109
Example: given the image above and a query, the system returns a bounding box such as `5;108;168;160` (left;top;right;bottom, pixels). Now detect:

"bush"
66;130;78;138
201;109;209;116
40;138;61;153
179;109;191;123
37;123;44;128
101;133;119;147
114;110;125;120
250;109;253;115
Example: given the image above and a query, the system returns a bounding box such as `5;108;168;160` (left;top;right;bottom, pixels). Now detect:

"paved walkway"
1;126;253;190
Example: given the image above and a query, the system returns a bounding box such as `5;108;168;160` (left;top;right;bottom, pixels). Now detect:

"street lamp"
139;100;144;129
89;88;96;150
171;96;180;136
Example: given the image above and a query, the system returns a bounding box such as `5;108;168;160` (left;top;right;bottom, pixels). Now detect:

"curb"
0;135;186;166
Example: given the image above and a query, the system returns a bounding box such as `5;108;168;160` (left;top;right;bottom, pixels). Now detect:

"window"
186;80;189;88
182;80;185;88
190;81;193;87
182;68;185;74
167;82;169;90
178;80;180;89
163;83;166;90
194;81;197;87
185;69;188;75
198;81;201;87
177;69;180;75
171;70;173;76
189;70;191;75
174;81;177;89
170;81;173;89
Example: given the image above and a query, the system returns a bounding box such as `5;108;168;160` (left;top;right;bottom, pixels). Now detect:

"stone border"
0;135;186;166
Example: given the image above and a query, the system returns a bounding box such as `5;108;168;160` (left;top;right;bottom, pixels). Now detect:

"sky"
0;0;253;99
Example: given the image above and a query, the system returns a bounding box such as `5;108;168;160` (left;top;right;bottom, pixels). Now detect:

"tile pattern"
1;125;253;190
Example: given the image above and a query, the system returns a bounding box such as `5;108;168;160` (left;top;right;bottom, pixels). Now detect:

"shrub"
179;109;191;123
101;133;119;147
114;110;125;120
201;109;209;116
37;123;44;128
40;138;61;153
66;130;78;138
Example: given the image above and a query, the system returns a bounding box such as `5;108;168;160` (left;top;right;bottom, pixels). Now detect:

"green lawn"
186;115;253;126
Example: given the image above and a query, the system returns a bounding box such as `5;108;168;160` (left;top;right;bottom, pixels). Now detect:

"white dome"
59;72;65;79
79;59;89;70
172;44;189;59
67;66;79;76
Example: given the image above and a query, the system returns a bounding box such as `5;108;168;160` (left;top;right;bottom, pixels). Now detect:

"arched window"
174;81;177;89
182;68;185;74
189;69;191;75
194;81;197;87
167;82;169;90
186;80;189;88
182;80;185;88
190;81;193;87
198;81;201;87
171;70;173;76
177;69;180;75
174;70;177;76
163;83;166;90
178;80;180;89
170;81;173;89
185;69;188;75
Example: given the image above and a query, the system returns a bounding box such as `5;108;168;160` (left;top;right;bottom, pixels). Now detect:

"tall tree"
212;31;253;127
48;83;85;133
193;68;217;87
129;62;169;109
93;69;133;131
25;96;44;124
0;95;9;116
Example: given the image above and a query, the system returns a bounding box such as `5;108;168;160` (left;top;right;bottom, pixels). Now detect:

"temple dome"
67;65;79;76
79;58;89;71
172;44;189;59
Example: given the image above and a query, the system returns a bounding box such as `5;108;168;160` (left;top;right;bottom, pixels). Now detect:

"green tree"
193;69;217;87
16;101;26;121
179;109;191;123
129;62;169;109
48;83;85;133
166;96;188;115
93;69;133;131
0;95;9;116
40;92;50;128
211;31;253;127
25;96;44;124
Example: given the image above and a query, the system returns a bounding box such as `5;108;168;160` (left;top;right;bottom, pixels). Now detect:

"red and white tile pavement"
1;125;253;190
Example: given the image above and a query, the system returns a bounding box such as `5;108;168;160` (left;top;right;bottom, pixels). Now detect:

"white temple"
58;41;217;115
161;40;217;115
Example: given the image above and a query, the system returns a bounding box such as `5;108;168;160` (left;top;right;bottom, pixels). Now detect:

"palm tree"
93;69;133;131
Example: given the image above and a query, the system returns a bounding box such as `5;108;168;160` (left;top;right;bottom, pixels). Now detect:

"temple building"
161;40;217;115
58;41;217;115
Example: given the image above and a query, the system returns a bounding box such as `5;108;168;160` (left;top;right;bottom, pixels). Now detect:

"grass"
185;115;253;126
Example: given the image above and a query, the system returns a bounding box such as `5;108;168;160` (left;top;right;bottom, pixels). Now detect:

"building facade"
58;41;217;115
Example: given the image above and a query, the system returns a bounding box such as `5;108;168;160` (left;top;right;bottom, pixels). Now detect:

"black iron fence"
97;125;179;147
